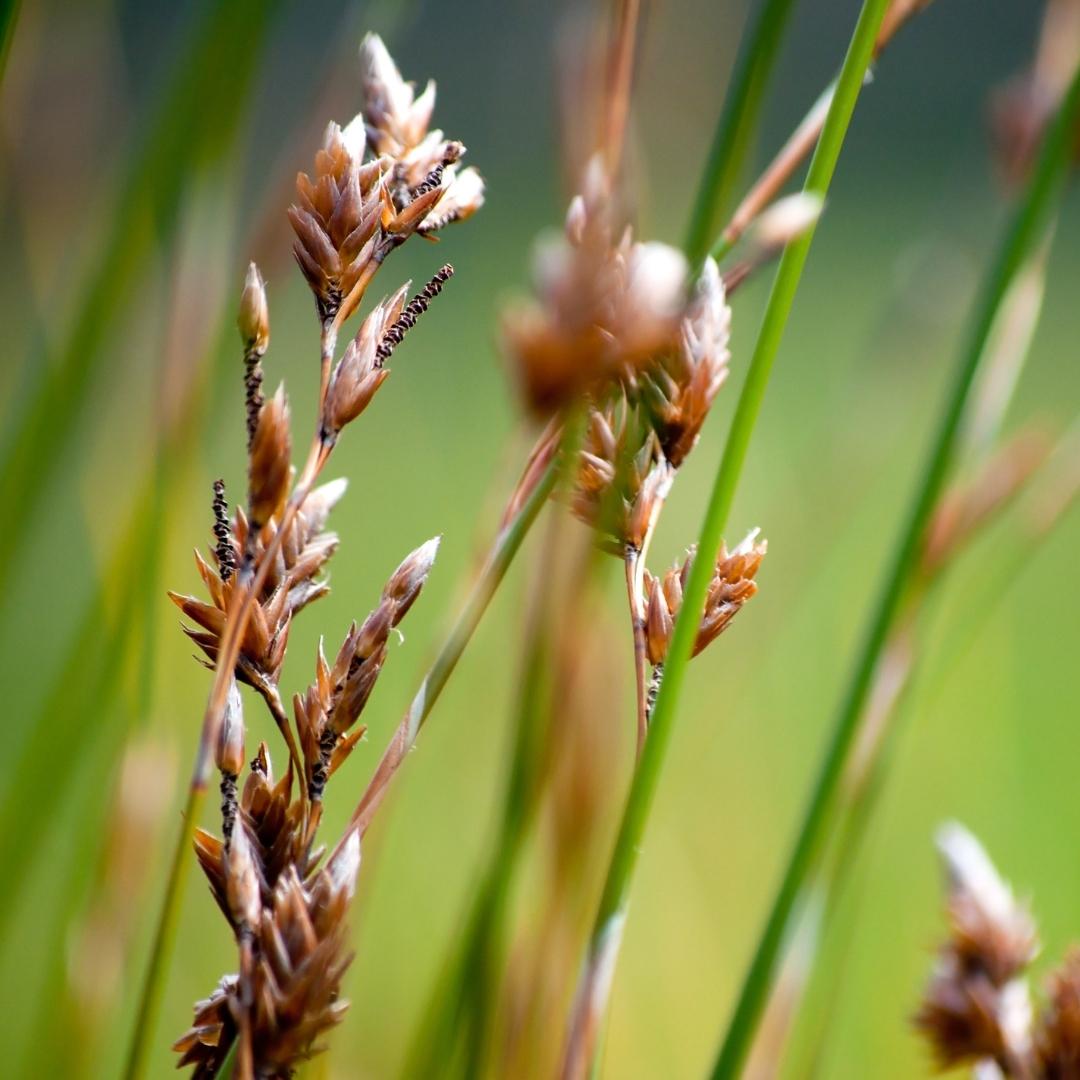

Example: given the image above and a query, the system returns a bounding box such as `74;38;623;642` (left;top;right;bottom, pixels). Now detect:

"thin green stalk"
124;783;203;1080
565;0;890;1073
0;0;19;87
683;0;799;265
405;618;553;1079
344;451;560;838
709;59;1080;1080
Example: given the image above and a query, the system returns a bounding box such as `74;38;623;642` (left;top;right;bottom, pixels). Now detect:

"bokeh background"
1;0;1078;1077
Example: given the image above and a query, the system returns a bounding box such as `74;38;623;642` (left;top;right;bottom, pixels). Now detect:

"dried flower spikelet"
640;532;766;663
216;678;246;778
504;157;688;414
382;535;440;622
571;399;665;552
321;286;405;440
643;257;731;469
937;822;1039;985
225;821;262;933
248;384;292;529
176;861;358;1076
643;571;673;665
359;33;436;162
1037;948;1080;1076
290;120;385;325
693;530;767;656
915;823;1038;1073
418;165;486;234
238;261;270;355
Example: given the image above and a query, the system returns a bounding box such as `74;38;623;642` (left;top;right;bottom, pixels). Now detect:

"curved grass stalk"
562;1;893;1074
683;0;799;265
709;58;1080;1080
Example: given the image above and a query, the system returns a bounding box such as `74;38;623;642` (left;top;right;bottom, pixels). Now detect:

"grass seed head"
915;823;1038;1073
238;261;270;355
248;384;292;530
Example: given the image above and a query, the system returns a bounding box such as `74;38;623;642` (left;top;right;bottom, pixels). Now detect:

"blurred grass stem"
683;0;799;265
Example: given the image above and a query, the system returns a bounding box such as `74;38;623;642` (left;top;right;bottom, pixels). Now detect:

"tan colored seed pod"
238;261;270;355
321;287;406;439
248;384;292;529
215;678;246;778
642;257;731;469
225;821;263;933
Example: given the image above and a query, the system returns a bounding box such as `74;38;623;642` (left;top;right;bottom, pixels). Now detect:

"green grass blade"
0;0;20;87
0;0;279;598
708;59;1080;1080
567;0;891;1069
683;0;799;265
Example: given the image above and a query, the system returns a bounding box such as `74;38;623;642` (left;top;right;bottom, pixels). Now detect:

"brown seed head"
225;821;263;933
915;823;1039;1073
248;384;292;529
644;571;673;666
238;261;270;355
381;536;440;622
504;157;688;414
694;530;767;656
418;165;486;234
215;679;246;778
359;33;437;162
642;257;731;469
1037;949;1080;1077
321;287;405;439
571;397;666;552
291;122;385;325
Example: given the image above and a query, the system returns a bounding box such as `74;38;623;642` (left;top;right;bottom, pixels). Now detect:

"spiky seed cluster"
176;786;362;1079
641;258;731;469
915;823;1038;1074
170;479;348;693
915;824;1080;1078
1037;950;1080;1077
171;33;475;1080
359;34;484;226
289;34;483;330
295;539;439;805
643;532;767;664
247;385;292;533
319;267;456;446
503;157;689;415
571;399;666;554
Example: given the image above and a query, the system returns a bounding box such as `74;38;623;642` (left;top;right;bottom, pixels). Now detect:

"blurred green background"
0;0;1078;1077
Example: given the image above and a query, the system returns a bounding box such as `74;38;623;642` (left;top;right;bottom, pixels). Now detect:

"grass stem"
564;0;892;1073
683;0;799;265
123;784;204;1080
708;56;1080;1080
